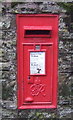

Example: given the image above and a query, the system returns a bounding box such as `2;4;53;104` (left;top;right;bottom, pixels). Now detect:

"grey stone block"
2;14;16;30
71;54;73;72
58;73;71;98
2;30;16;40
58;53;72;73
59;39;73;53
2;109;17;119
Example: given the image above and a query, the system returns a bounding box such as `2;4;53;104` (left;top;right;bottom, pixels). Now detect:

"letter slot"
24;26;52;37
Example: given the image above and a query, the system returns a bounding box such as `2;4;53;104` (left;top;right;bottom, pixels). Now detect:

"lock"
28;76;34;84
17;14;58;109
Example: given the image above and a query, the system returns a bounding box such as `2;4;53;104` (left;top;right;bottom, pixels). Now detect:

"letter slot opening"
24;26;52;38
26;30;51;35
24;30;51;38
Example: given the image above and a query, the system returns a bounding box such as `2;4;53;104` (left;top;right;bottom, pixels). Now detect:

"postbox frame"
16;14;58;109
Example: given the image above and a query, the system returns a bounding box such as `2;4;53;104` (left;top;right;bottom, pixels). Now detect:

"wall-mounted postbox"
16;14;58;109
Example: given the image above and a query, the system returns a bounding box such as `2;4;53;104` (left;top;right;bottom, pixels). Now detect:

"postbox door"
23;44;53;105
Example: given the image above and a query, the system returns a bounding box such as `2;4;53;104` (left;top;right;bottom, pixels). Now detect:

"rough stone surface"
1;1;73;120
59;53;72;73
59;39;73;53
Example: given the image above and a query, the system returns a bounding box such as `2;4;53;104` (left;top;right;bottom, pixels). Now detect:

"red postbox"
16;14;58;109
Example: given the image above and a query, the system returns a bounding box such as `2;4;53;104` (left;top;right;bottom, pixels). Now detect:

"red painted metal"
16;14;58;109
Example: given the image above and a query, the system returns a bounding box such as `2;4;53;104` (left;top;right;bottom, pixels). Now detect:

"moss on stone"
58;2;73;13
61;83;71;97
2;83;13;100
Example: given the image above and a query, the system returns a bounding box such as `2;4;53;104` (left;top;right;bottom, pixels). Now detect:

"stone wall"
1;1;73;120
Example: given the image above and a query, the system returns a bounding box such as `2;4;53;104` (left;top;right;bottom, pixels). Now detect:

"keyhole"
28;76;30;79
